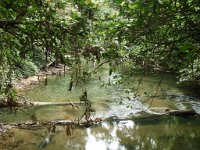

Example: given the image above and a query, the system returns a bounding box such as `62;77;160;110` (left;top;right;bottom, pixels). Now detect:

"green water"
0;71;200;150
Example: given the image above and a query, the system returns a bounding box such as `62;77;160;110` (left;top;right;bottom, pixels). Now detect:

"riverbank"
13;64;70;91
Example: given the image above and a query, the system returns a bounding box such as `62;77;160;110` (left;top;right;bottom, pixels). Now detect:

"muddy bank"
14;64;70;91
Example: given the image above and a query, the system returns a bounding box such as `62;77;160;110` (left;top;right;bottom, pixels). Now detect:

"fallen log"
0;117;102;131
165;109;196;116
33;101;80;106
0;101;80;109
0;109;197;132
1;109;197;127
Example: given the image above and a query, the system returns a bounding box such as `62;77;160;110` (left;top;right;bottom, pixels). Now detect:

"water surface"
1;71;200;150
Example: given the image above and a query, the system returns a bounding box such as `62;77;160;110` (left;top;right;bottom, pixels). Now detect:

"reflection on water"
1;72;200;149
85;121;134;150
1;116;200;150
85;128;107;150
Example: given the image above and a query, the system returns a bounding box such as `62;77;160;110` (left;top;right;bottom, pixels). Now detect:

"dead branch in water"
165;109;196;116
0;117;103;131
0;109;196;130
67;98;79;112
0;108;197;136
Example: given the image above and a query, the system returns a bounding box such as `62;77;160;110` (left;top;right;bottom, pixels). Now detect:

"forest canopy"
0;0;200;94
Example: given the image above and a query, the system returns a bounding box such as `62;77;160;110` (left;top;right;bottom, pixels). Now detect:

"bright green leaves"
113;0;124;5
71;11;81;19
85;0;92;5
27;5;37;14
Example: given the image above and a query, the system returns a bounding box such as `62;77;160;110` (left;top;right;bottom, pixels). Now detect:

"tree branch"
89;60;110;74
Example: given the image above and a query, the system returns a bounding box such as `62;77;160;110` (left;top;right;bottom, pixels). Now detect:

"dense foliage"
0;0;200;94
112;0;200;83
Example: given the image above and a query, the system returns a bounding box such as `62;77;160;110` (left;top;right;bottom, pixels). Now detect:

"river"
0;70;200;150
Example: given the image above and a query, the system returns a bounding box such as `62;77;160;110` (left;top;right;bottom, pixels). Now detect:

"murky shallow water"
1;71;200;149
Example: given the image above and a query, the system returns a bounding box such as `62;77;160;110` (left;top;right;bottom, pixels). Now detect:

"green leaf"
128;4;138;9
85;0;92;5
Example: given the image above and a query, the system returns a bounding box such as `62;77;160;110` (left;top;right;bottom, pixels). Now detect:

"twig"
67;98;79;112
89;60;110;74
135;74;143;96
16;95;28;101
145;73;165;111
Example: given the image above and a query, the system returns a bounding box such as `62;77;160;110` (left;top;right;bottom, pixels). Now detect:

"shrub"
17;60;38;78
